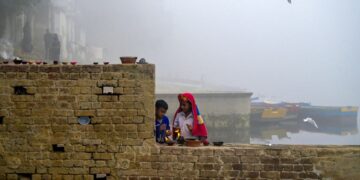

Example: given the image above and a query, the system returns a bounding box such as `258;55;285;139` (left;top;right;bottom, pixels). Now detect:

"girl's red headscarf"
172;92;208;137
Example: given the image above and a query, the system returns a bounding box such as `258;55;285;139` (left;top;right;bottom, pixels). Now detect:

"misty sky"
76;0;360;107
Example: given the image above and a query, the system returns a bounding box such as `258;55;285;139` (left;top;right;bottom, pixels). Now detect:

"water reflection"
206;102;359;145
249;112;359;145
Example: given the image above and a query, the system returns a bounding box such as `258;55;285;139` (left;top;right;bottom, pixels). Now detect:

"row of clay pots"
1;56;145;65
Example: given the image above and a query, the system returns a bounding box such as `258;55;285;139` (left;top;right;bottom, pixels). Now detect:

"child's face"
181;101;192;113
156;107;167;119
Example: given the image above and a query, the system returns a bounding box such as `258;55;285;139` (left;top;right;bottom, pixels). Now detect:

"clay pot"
21;61;28;64
213;141;224;146
36;61;42;65
13;59;22;64
185;140;201;147
120;56;137;64
93;62;99;65
62;62;68;65
103;62;109;65
53;61;59;65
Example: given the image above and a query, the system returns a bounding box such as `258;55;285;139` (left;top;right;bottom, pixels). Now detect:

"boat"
251;100;302;122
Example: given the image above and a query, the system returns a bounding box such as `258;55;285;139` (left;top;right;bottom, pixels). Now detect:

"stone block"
93;153;114;160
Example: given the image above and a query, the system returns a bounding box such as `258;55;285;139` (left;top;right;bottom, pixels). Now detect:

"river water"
249;116;360;145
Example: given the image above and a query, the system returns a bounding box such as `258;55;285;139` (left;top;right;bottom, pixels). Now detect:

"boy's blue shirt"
155;115;170;143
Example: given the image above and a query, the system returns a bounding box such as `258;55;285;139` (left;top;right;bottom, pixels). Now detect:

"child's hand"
186;124;193;131
165;130;171;136
160;124;167;130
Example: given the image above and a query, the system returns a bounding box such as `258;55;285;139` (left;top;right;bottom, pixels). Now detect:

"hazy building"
0;0;92;62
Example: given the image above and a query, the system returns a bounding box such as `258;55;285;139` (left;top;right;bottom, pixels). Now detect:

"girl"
173;92;209;145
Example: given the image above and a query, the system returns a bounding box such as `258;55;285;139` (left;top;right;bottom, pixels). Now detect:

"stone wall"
0;64;359;180
152;145;360;179
0;64;155;180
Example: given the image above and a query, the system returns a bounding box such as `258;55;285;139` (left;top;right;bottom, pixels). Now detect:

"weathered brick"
260;171;280;179
39;66;61;73
49;167;69;174
94;124;113;131
62;66;82;73
275;164;293;171
7;174;18;180
241;164;262;171
58;95;76;102
196;163;221;170
63;175;74;180
214;149;235;156
281;157;296;164
82;65;102;73
98;95;118;102
299;172;320;179
68;168;89;174
90;167;111;174
220;156;239;163
242;171;259;178
178;155;198;163
293;164;303;171
32;174;42;180
123;116;143;124
93;153;114;160
73;153;92;160
200;170;218;178
281;172;298;179
240;156;259;163
56;80;78;87
0;65;29;72
84;175;94;180
193;149;213;156
261;157;280;164
75;110;96;117
221;170;240;178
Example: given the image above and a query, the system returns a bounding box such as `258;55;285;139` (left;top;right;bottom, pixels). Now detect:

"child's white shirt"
174;112;196;139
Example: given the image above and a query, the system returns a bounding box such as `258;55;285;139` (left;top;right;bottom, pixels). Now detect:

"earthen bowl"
13;59;22;64
120;56;137;64
62;62;68;65
21;61;28;64
104;62;110;65
36;61;42;65
93;62;99;65
53;61;59;65
71;61;77;65
185;139;201;147
213;141;224;146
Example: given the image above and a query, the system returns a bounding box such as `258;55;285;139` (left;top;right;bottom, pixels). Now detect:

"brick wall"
0;64;156;180
151;145;360;179
0;64;359;180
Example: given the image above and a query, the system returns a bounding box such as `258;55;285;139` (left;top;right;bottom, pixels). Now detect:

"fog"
74;0;360;107
0;0;359;145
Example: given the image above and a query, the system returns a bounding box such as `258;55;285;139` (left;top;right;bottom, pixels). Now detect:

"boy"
155;100;171;143
173;92;209;145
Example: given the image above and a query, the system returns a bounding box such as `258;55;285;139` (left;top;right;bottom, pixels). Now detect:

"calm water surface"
250;116;360;145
